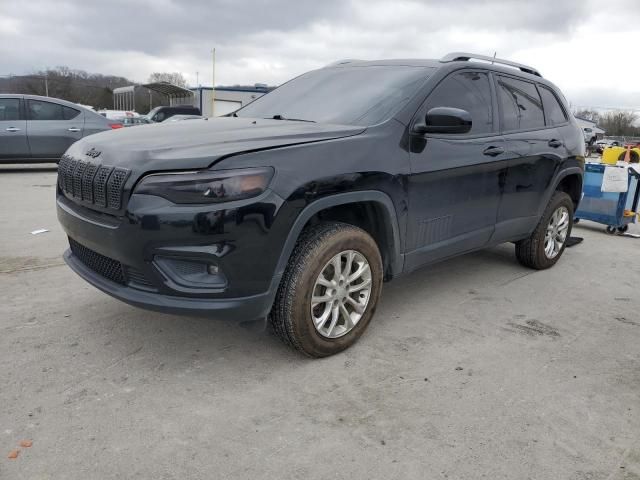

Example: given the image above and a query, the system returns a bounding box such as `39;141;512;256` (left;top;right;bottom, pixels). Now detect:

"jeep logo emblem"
86;148;101;158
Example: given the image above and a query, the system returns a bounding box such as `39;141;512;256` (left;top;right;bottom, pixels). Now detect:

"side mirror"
413;107;472;135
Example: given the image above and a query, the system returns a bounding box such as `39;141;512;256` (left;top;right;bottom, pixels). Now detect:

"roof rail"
440;52;542;77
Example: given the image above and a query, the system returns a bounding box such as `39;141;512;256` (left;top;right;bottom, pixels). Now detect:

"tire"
515;191;573;270
270;222;383;357
617;225;629;234
606;226;617;235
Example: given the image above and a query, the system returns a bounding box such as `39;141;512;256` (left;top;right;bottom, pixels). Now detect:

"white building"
112;82;272;117
192;85;271;117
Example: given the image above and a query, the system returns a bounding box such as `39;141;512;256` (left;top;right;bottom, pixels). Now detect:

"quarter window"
496;76;545;131
539;86;568;126
424;71;493;134
27;100;80;121
0;98;20;121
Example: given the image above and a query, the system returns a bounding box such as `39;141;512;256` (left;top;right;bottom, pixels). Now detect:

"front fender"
269;190;404;289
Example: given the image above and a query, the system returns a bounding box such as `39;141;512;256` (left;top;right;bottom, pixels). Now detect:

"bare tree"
147;72;187;87
574;108;600;124
599;111;639;137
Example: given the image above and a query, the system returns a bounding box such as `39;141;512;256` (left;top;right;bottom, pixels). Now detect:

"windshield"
236;65;434;126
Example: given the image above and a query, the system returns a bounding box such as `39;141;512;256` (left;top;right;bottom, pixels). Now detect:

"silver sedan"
0;94;122;163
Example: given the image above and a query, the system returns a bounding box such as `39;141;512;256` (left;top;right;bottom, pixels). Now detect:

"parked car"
582;127;597;145
163;114;204;122
56;53;584;357
595;139;621;154
98;110;140;120
0;94;122;163
120;116;153;127
146;105;201;123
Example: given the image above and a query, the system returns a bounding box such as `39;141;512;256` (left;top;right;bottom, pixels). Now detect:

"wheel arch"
272;191;403;285
553;168;583;212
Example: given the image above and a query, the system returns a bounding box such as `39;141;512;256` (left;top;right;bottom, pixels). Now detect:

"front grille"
58;156;130;211
69;238;126;285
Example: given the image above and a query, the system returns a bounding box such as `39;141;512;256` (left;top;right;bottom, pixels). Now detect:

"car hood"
65;117;365;174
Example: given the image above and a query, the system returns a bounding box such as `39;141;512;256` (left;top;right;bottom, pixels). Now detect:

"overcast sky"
1;0;639;110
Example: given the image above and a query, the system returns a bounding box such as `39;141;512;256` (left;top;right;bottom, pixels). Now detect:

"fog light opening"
207;264;219;275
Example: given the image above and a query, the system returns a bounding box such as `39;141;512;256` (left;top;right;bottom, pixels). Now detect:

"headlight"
135;167;274;204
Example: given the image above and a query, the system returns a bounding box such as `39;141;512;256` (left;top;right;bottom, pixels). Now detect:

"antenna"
492;52;496;64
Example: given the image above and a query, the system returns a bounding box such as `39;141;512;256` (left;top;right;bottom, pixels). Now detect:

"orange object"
19;440;33;448
8;449;19;459
624;145;632;163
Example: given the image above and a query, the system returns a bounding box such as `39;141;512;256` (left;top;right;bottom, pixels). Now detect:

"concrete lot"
1;164;639;480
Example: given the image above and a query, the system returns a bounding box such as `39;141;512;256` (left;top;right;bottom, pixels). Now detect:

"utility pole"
211;48;216;117
44;72;49;97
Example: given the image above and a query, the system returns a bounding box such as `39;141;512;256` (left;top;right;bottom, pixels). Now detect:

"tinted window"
496;76;545;131
63;105;80;120
424;71;493;134
237;65;434;126
28;100;64;120
27;100;80;121
539;86;567;126
0;98;20;121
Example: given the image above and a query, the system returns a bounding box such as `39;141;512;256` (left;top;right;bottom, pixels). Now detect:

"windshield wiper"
268;114;315;123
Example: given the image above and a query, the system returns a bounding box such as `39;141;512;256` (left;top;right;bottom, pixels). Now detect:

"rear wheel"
270;222;383;357
515;192;573;269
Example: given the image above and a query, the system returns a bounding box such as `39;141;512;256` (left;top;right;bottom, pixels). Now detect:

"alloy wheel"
310;250;372;339
544;206;570;259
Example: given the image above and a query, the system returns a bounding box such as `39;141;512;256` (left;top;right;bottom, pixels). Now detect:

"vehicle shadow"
0;165;58;174
93;243;525;369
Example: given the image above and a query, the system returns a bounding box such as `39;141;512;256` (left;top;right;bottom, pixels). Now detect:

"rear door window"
0;98;21;121
27;100;65;120
63;105;81;120
496;76;545;131
539;86;568;126
424;71;494;135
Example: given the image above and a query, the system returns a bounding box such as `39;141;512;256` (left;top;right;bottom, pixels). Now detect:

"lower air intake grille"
125;266;154;287
69;238;126;285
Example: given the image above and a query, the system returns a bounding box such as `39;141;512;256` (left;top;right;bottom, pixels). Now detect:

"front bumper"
57;188;289;322
63;249;275;322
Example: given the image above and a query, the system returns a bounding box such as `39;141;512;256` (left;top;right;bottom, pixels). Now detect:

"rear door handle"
67;127;81;132
5;127;21;132
548;139;562;148
483;146;505;157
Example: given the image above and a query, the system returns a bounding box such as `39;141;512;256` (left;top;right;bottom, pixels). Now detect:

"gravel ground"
1;164;639;480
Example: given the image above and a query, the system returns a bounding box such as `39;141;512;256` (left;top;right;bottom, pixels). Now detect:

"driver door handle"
483;146;505;157
5;127;21;132
67;127;81;132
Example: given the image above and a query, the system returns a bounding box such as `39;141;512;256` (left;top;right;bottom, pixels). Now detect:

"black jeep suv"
57;53;584;357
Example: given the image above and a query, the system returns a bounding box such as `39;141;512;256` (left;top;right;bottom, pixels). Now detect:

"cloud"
1;0;639;109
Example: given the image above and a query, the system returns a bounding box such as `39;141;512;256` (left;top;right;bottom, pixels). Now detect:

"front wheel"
270;222;383;357
515;192;573;269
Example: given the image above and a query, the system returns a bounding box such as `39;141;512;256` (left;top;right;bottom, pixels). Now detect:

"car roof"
325;57;562;93
326;59;441;68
